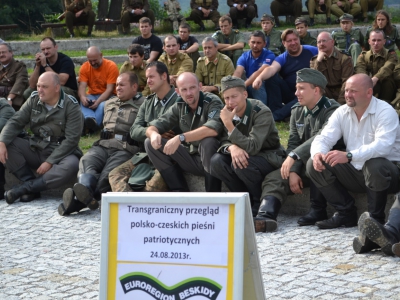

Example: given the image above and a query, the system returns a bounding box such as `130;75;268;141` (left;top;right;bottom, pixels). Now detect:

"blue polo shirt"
274;45;318;93
237;49;275;78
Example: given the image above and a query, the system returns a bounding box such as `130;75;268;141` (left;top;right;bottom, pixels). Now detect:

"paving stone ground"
0;196;399;299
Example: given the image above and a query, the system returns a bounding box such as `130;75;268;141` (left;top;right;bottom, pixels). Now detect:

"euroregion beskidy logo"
119;272;222;300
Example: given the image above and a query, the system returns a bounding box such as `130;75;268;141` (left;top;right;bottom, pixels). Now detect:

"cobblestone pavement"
1;197;400;299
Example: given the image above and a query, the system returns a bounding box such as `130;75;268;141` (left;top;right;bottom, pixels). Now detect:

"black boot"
5;176;46;204
58;188;87;216
326;17;332;25
353;212;380;254
204;172;221;192
5;165;40;203
315;181;358;229
298;182;328;226
160;165;189;192
0;164;5;200
73;173;99;210
309;18;315;26
366;188;388;224
274;17;280;27
253;196;282;233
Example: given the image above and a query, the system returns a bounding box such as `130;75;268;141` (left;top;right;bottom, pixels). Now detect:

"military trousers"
5;137;79;189
78;146;133;194
144;137;219;176
374;77;397;103
331;2;361;18
189;9;221;28
270;0;302;19
229;6;256;25
360;0;384;17
65;10;96;35
348;43;362;66
307;0;332;18
121;10;155;33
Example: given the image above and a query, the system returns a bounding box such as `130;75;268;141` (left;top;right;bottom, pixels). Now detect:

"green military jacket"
212;29;246;58
0;98;15;131
65;0;93;13
190;0;218;10
158;52;194;77
300;32;317;47
365;25;400;51
0;58;28;99
0;90;83;164
196;52;235;93
288;97;340;174
120;60;150;96
122;0;149;12
150;91;223;154
355;48;398;81
99;94;145;154
218;98;285;169
264;28;284;56
332;28;364;52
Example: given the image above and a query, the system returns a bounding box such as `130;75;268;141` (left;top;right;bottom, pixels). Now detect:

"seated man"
254;69;340;232
355;30;398;103
260;14;284;56
227;0;256;29
332;13;364;66
109;61;179;193
0;42;28;110
59;72;145;215
307;74;400;229
307;0;332;26
270;0;302;27
331;0;361;21
212;15;246;66
119;44;150;96
0;72;83;204
310;31;354;104
164;0;185;34
131;17;163;62
195;37;235;98
145;72;223;192
189;0;221;31
121;0;155;34
177;23;201;71
65;0;96;37
360;0;383;23
158;35;193;86
295;17;317;46
233;30;275;105
24;37;78;101
78;46;119;133
210;76;286;216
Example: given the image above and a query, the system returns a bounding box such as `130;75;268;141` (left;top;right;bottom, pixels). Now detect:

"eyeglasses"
317;39;332;44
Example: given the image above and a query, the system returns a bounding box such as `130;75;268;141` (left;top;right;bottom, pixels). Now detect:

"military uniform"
212;29;246;66
270;0;302;26
65;0;96;36
189;0;221;30
195;52;235;98
227;0;256;28
121;0;155;33
109;86;179;192
300;32;317;46
264;28;284;56
365;25;400;52
393;62;400;115
355;48;398;102
310;47;354;104
331;0;361;18
360;0;383;19
0;58;28;109
332;27;364;66
307;0;332;19
164;0;185;32
119;60;150;96
158;52;194;81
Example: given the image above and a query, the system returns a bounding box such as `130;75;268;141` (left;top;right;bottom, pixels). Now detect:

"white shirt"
310;96;400;170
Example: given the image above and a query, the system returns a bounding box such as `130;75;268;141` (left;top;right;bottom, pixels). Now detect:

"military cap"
128;163;155;190
295;17;308;26
296;68;327;89
340;13;353;22
260;14;275;23
221;75;246;93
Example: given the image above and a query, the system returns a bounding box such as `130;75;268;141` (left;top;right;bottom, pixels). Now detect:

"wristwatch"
179;134;185;142
288;151;299;161
346;152;353;163
7;97;12;102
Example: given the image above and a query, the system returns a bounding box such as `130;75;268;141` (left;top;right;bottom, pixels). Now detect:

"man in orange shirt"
78;46;119;133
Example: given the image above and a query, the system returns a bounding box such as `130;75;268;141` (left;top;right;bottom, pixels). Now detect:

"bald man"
0;72;83;204
307;74;400;229
78;46;119;134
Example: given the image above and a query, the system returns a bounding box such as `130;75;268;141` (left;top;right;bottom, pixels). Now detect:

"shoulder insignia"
211;31;222;38
253;105;261;113
208;110;217;119
198;56;206;62
203;96;211;104
30;91;39;97
66;94;79;104
221;55;230;60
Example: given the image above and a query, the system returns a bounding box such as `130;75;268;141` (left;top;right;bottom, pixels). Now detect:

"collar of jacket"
304;96;331;117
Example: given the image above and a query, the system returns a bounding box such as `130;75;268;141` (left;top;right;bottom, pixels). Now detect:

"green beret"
295;17;308;26
296;68;327;89
340;13;353;22
221;75;246;93
260;14;274;23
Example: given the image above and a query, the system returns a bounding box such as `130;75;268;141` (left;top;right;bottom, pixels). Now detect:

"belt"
101;133;129;141
34;135;65;143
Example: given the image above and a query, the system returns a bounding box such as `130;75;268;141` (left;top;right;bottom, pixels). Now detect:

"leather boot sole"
364;217;394;256
352;212;379;254
73;183;99;211
58;203;68;216
254;218;277;233
392;243;400;258
59;188;74;216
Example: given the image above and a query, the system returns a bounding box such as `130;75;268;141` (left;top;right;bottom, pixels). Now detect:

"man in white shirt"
307;73;400;229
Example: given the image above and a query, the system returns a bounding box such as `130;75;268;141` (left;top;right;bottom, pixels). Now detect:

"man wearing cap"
210;75;286;216
260;14;284;56
227;0;256;29
307;73;400;229
295;17;317;46
331;0;361;21
310;31;354;104
254;68;340;232
355;30;398;103
270;0;302;27
332;13;364;66
145;72;223;192
189;0;221;31
307;0;332;26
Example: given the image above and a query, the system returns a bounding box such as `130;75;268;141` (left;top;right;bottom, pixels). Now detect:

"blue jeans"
247;84;267;105
81;94;106;126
